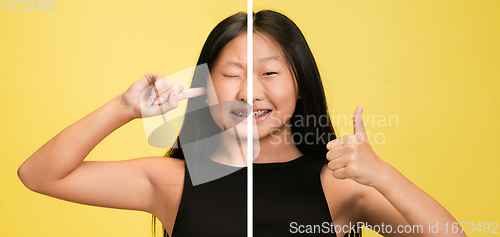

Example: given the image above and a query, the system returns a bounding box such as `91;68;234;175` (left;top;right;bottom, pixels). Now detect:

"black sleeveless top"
169;154;361;237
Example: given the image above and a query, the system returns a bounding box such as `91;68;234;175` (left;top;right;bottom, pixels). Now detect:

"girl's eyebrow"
225;61;245;68
224;56;279;69
259;55;279;62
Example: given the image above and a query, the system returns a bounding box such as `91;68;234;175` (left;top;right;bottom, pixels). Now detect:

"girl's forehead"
254;33;288;65
214;33;288;69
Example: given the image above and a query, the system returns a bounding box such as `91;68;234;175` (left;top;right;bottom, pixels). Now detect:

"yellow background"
1;0;499;237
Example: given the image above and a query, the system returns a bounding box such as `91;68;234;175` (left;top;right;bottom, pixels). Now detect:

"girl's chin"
232;127;279;140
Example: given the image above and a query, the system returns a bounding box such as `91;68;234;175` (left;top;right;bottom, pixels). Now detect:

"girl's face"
207;33;299;139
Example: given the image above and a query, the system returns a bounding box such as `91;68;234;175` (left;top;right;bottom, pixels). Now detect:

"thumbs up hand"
326;106;392;188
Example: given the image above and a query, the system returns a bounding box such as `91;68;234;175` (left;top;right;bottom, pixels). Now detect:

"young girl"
18;10;465;237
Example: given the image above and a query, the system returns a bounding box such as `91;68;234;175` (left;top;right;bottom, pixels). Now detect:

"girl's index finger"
176;88;206;101
326;135;348;150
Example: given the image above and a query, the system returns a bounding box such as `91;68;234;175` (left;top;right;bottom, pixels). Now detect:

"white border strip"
246;1;253;236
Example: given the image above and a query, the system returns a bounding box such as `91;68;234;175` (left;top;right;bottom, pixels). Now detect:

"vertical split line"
246;1;253;237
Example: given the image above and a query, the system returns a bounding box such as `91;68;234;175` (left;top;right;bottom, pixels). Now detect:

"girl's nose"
235;76;265;103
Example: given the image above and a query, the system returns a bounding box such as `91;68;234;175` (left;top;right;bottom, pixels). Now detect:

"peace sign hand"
326;106;392;188
120;72;205;119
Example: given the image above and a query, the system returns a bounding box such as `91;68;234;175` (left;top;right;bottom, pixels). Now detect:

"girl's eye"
224;75;239;78
263;72;277;76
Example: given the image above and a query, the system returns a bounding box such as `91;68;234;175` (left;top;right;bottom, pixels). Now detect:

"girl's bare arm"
326;106;466;236
17;73;194;214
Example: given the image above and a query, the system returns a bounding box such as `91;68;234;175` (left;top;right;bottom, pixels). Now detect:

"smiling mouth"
231;110;272;118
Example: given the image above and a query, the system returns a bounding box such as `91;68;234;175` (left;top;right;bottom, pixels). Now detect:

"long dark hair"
152;10;336;237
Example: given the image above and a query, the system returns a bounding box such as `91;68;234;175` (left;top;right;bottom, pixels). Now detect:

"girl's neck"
252;126;303;163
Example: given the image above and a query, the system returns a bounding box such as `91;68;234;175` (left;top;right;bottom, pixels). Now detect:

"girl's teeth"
233;110;270;117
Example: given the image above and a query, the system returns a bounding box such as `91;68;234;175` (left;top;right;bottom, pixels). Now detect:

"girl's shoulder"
141;156;185;233
145;156;185;186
